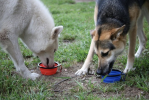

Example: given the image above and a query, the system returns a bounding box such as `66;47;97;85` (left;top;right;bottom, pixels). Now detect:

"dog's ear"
51;26;63;39
111;25;125;40
90;30;96;38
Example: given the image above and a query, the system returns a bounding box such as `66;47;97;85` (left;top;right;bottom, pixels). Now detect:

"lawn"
0;0;149;99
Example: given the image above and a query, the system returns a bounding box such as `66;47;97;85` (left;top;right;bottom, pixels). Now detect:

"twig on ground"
53;75;77;92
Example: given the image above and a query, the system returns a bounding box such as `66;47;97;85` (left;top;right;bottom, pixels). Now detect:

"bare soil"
33;61;149;99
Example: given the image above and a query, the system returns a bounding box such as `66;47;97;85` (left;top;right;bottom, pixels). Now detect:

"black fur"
96;0;147;35
95;40;115;50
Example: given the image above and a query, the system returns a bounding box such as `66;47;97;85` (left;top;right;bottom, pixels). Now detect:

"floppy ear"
111;25;125;40
51;26;63;39
90;30;96;38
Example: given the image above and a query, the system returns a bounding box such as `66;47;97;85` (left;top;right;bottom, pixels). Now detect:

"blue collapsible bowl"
101;69;126;83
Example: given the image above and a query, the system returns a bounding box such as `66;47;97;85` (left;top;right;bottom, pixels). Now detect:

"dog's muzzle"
96;61;115;75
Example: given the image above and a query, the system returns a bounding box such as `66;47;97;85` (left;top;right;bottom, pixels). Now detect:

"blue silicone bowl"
101;69;126;83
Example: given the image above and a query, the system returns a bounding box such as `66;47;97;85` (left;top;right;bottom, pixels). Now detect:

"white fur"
135;10;147;58
0;0;63;80
75;39;94;75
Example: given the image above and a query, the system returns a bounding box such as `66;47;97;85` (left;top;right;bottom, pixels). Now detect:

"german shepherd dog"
76;0;149;76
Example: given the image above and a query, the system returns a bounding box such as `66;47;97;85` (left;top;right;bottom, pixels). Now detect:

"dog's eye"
101;51;109;57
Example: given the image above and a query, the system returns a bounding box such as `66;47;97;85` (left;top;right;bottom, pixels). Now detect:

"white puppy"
0;0;63;80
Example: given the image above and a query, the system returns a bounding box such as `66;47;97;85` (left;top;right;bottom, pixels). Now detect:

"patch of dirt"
62;40;75;44
34;62;98;86
120;87;148;99
32;62;149;99
74;0;95;3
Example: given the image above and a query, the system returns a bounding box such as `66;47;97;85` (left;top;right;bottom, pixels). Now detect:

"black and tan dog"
75;0;149;76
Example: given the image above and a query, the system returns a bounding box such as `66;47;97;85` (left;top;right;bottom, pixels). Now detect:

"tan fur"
145;1;149;10
99;31;111;41
129;4;140;21
94;4;98;25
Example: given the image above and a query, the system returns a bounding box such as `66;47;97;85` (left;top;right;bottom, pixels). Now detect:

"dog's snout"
96;68;109;75
97;61;115;75
96;68;102;75
96;66;110;75
46;58;54;68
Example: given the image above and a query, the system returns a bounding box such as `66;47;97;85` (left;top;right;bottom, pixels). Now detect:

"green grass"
0;0;149;99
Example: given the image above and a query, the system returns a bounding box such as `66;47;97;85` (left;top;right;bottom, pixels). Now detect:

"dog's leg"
124;25;137;73
94;4;98;26
143;6;149;24
135;30;146;58
75;39;94;75
1;36;40;80
135;12;147;58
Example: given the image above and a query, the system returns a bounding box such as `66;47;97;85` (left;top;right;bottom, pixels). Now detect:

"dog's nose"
96;68;103;75
96;68;109;75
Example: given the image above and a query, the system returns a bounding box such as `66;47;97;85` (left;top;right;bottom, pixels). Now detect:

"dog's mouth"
40;63;55;68
39;62;60;69
106;61;115;75
96;61;115;75
41;58;55;68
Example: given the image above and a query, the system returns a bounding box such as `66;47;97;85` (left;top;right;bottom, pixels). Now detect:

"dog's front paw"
75;68;88;76
29;73;40;80
123;67;136;73
135;53;140;58
123;68;130;73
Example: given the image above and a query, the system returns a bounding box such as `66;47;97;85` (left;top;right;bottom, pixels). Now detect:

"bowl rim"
38;62;60;69
101;69;126;83
102;69;125;77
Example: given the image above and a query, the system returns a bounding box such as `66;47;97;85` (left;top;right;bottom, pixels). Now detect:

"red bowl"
38;62;59;75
